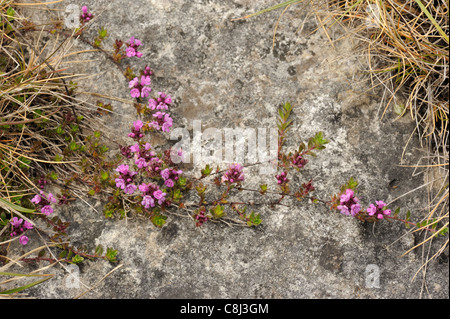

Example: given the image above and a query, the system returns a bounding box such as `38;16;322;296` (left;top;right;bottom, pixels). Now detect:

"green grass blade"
0;197;35;213
414;0;449;43
0;275;54;295
0;272;52;277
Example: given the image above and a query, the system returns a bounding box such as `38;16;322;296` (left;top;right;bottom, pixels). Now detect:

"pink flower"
149;112;173;133
337;188;360;217
276;171;288;185
139;183;149;193
135;157;148;169
124;184;137;195
130;88;140;98
367;201;391;220
23;220;33;230
164;179;174;188
153;189;165;200
41;205;54;216
130;143;140;153
10;217;23;227
153;190;166;205
141;195;155;209
128;76;151;98
340;189;354;203
19;235;29;245
133;120;144;131
126;37;142;58
115;178;125;189
116;164;130;175
31;194;41;204
80;5;93;23
47;193;57;204
129;77;139;88
141;76;151;86
141;87;151;98
148;99;157;110
221;163;244;184
160;168;170;180
337;205;350;216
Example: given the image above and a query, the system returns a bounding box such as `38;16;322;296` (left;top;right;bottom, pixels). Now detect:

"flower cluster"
128;120;145;140
139;183;167;209
194;208;209;227
80;5;93;24
126;36;143;58
31;191;56;216
291;153;308;169
142;65;153;77
367;200;391;220
221;163;245;185
129;75;151;98
115;164;138;194
37;176;48;189
149;112;173;133
148;92;173;111
161;168;183;188
129;142;157;169
337;188;361;217
10;217;33;245
276;171;289;185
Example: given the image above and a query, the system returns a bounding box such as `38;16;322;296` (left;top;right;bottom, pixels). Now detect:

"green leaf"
105;248;118;262
6;7;15;21
95;245;104;256
393;207;400;218
260;184;267;194
211;204;225;219
151;214;167;228
18;156;31;169
98;27;108;38
59;250;67;259
406;210;411;222
201;164;211;177
71;254;84;264
100;171;109;181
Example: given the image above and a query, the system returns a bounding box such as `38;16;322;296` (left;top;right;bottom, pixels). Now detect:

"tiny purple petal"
41;205;53;216
130;88;140;98
141;195;155;209
124;184;137;195
116;164;129;175
19;235;29;245
31;194;41;204
164;179;174;188
126;47;136;57
115;178;126;189
23;220;33;230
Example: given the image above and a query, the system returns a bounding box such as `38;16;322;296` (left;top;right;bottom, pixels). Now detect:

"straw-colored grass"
0;1;116;296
